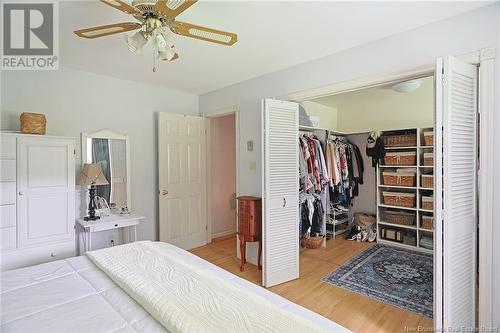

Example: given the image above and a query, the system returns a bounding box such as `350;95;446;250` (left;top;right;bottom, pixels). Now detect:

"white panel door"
17;137;75;248
158;113;207;250
262;98;299;287
434;56;478;330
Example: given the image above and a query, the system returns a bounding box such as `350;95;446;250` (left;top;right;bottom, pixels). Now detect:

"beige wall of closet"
300;76;433;133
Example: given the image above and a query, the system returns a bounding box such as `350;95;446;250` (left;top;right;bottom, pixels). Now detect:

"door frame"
204;105;240;243
280;47;495;328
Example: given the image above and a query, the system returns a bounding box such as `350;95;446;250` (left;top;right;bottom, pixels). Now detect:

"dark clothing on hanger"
366;137;385;167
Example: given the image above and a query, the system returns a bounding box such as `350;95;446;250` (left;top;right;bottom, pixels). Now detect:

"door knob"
162;190;169;195
283;197;287;207
18;191;24;196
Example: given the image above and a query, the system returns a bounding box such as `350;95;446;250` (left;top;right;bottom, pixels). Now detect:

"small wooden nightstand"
237;196;262;272
76;214;145;254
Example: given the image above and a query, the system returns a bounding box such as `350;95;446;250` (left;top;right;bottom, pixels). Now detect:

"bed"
1;241;349;333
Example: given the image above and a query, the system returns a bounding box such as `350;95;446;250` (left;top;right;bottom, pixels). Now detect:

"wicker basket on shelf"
383;191;416;208
20;112;46;135
421;196;434;210
383;134;417;147
381;228;403;242
383;171;416;187
423;131;434;146
423;153;433;166
384;152;416;166
421;174;434;188
353;213;376;228
385;210;415;225
302;235;324;249
421;216;434;230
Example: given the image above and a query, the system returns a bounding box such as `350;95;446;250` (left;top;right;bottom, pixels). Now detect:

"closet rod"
299;125;370;136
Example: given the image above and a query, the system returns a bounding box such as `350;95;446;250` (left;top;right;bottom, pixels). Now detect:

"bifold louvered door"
434;56;478;331
262;98;299;287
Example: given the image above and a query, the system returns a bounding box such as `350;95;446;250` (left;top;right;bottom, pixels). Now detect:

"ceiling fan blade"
154;0;198;19
99;0;140;15
171;21;237;46
74;22;141;39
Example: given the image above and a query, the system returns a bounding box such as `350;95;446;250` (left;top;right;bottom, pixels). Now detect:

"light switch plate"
246;140;254;152
249;161;256;171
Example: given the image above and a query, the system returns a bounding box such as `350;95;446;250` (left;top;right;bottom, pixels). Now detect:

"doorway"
207;111;238;242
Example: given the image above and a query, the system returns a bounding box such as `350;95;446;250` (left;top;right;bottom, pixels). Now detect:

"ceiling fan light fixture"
152;27;172;49
155;33;167;48
125;31;147;53
157;44;177;61
75;0;238;70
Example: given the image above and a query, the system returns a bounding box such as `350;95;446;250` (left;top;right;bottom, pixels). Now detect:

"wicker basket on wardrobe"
20;112;46;135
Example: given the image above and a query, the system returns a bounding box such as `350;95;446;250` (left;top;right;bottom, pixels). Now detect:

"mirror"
81;129;130;211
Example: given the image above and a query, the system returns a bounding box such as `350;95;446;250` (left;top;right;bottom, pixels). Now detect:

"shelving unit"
326;203;350;239
376;127;434;253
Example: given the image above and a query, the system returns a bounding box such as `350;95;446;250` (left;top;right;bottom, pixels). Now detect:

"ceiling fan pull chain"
152;49;157;73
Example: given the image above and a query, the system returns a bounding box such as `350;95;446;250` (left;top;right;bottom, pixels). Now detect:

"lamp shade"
79;163;109;186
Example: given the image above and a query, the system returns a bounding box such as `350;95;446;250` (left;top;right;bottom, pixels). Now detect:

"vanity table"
77;214;144;253
78;129;140;254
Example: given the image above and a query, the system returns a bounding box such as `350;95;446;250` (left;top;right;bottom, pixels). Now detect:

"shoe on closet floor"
368;229;377;242
345;226;360;241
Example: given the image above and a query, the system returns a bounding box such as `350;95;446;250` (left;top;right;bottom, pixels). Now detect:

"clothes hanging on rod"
298;130;364;242
298;132;329;241
326;132;364;203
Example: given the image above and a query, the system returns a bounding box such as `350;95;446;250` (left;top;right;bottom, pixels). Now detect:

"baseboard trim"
212;229;236;240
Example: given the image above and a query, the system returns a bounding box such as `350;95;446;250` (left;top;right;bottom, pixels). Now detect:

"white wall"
210;114;237;238
200;4;500;324
1;67;198;244
346;133;377;216
299;101;338;129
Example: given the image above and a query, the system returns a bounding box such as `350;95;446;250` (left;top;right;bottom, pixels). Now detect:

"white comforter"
1;241;349;333
87;241;325;333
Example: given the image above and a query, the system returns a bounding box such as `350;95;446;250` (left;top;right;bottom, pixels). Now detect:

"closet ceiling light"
392;80;421;93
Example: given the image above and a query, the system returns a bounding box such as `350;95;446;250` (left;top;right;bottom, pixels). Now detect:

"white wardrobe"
0;133;76;270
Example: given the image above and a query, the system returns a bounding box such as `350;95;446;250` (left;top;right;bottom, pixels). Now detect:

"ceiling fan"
74;0;237;70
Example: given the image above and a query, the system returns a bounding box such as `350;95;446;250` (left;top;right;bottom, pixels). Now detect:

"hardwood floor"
190;234;433;333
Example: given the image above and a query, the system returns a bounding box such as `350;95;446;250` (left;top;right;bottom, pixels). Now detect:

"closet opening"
263;73;458;329
262;52;486;329
206;112;238;242
297;76;437;325
299;75;435;253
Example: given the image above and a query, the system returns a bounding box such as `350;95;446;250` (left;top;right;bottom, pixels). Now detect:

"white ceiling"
60;1;490;94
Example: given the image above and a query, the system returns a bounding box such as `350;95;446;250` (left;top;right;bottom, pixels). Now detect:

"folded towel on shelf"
419;236;433;250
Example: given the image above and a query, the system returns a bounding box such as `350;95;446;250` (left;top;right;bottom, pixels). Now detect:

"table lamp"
79;163;109;221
